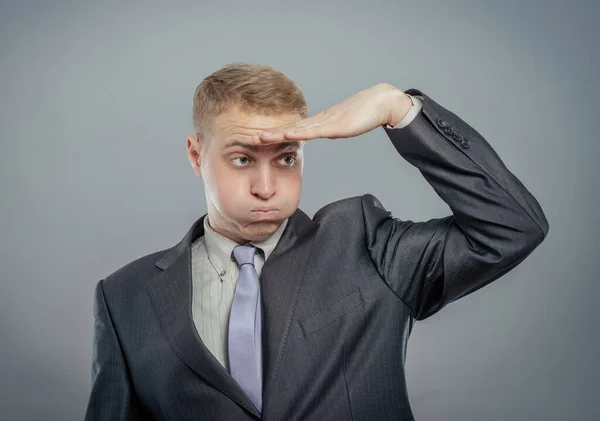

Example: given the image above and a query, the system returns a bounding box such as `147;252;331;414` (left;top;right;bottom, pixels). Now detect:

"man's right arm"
84;279;147;421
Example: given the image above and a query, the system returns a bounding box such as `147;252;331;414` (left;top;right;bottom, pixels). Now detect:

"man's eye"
232;157;249;166
281;155;296;165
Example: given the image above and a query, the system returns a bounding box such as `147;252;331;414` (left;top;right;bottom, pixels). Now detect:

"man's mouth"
251;208;278;213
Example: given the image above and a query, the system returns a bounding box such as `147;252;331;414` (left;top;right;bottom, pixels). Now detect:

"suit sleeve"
362;88;549;321
84;279;148;420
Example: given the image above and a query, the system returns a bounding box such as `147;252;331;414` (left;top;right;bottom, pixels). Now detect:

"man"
85;63;548;421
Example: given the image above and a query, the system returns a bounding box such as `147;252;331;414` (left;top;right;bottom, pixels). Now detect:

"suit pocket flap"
298;288;364;335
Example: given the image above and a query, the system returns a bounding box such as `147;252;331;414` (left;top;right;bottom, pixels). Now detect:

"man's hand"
253;83;413;144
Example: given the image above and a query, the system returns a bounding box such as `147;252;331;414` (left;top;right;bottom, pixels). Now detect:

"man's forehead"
214;107;301;132
221;139;302;152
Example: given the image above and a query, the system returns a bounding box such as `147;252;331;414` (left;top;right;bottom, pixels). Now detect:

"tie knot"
232;244;257;267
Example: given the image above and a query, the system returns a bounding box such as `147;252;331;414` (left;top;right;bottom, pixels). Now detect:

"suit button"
444;126;453;134
461;139;471;148
452;132;462;141
437;117;448;128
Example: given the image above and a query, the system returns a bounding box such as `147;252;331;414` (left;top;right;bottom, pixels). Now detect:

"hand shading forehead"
211;108;302;151
213;107;301;137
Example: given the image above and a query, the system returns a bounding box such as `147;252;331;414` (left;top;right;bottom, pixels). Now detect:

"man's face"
187;106;303;244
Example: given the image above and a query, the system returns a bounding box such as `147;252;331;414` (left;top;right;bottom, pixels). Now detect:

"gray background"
1;0;598;420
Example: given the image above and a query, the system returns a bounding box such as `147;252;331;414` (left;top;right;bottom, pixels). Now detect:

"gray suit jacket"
84;88;549;421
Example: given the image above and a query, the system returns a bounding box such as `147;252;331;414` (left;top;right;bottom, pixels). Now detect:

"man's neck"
206;214;247;245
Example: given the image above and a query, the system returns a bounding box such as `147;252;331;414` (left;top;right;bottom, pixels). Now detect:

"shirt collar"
203;214;289;274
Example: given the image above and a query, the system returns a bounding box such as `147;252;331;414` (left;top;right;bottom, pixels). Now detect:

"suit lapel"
260;209;317;408
145;209;316;416
146;214;260;418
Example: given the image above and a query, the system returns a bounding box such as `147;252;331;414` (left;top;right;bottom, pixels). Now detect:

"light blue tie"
228;244;262;413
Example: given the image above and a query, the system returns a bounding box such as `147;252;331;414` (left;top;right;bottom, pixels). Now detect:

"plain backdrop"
1;0;598;420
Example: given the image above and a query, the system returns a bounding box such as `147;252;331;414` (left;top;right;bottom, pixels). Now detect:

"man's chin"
244;219;283;237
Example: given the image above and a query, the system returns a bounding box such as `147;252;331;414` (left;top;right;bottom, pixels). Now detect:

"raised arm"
362;88;548;320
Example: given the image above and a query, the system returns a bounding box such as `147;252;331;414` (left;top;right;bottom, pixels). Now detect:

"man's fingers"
259;112;330;142
260;125;320;142
284;128;319;140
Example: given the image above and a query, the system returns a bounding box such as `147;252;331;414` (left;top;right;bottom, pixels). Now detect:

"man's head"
186;63;308;244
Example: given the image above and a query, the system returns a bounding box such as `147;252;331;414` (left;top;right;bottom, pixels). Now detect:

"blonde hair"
192;62;308;146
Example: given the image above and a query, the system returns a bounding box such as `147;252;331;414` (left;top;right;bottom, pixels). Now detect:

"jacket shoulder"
311;193;391;234
313;193;389;218
100;248;169;296
312;195;362;220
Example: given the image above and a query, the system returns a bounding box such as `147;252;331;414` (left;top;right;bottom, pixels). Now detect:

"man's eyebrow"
222;140;301;152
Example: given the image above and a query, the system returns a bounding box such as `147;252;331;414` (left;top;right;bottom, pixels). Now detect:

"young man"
85;63;549;421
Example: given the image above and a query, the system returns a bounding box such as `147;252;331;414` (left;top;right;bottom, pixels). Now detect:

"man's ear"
186;135;203;177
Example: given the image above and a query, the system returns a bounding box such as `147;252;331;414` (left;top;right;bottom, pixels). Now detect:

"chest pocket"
298;288;364;336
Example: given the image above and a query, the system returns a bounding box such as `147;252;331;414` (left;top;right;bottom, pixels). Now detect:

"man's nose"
251;166;276;200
